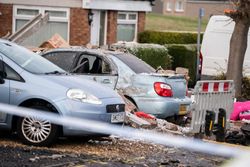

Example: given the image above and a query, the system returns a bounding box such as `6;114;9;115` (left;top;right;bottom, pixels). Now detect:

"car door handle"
102;79;112;84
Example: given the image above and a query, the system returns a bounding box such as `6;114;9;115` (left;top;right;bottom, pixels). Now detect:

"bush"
127;47;172;69
138;31;201;44
111;43;172;69
214;74;250;100
166;44;197;87
242;77;250;100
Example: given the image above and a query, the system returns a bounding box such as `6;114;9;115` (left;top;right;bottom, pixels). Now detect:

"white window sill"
175;9;184;12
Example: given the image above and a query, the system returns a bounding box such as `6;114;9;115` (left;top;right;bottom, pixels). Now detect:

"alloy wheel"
21;117;52;143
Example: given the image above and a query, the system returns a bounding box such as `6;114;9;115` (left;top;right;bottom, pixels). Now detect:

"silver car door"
0;57;10;123
42;51;119;89
74;53;118;90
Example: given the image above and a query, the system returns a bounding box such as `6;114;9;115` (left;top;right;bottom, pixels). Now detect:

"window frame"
73;53;113;75
42;51;77;72
13;5;70;42
117;12;138;42
175;0;184;12
0;60;25;82
166;1;172;12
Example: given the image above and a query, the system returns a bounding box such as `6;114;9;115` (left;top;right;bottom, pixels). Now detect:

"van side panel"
201;15;250;77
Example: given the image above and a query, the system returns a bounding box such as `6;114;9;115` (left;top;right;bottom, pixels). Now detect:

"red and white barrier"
188;80;235;134
201;82;230;93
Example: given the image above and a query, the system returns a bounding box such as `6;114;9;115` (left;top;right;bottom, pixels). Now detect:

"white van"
201;15;250;77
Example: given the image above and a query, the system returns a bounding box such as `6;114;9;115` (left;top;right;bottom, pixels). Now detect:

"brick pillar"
0;3;13;38
69;8;90;46
106;10;117;45
138;12;146;33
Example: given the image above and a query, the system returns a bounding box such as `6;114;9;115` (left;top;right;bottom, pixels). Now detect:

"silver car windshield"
0;41;65;74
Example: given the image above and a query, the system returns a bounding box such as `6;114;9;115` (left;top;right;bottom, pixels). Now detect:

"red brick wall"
186;1;232;19
106;10;117;45
138;12;145;33
0;4;147;45
0;3;13;38
69;8;90;46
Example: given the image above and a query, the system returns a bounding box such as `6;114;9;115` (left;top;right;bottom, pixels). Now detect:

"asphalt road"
0;133;227;167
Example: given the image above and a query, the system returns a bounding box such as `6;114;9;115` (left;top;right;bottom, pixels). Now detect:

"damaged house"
0;0;153;47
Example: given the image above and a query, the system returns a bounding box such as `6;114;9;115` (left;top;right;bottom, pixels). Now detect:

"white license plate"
111;112;125;123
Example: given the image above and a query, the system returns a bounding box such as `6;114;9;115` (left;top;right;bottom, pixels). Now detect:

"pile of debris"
225;100;250;145
157;67;190;83
119;92;157;129
225;121;250;145
28;33;70;53
118;92;185;135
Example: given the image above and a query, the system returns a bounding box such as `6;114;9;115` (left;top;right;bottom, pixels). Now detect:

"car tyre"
17;105;59;146
166;115;186;126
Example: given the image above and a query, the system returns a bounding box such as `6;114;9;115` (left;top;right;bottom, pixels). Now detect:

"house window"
175;0;184;12
13;5;69;46
166;1;172;11
117;12;137;42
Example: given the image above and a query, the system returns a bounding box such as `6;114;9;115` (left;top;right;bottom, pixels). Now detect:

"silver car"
42;48;192;119
0;40;125;146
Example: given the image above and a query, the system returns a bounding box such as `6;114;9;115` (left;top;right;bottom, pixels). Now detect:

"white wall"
0;0;82;8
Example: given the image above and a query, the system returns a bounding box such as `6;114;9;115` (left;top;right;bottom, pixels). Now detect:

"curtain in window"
117;24;135;42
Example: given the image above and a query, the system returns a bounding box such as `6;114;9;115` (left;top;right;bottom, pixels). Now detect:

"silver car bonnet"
41;75;120;99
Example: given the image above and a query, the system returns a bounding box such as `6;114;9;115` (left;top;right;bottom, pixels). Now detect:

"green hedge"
166;44;197;87
214;74;250;100
138;31;202;44
127;47;172;69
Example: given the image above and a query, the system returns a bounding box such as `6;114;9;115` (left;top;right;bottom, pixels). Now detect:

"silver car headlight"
67;89;102;105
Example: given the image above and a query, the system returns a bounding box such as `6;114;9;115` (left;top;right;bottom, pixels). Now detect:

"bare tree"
225;0;250;98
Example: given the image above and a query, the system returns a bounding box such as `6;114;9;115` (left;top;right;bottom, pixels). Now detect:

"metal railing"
187;80;235;138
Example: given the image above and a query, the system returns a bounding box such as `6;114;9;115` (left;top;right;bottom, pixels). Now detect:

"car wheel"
17;105;59;146
166;115;186;126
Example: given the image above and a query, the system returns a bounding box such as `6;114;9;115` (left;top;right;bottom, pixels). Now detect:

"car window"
102;60;112;74
0;41;65;74
0;58;4;75
110;56;135;75
74;54;112;74
4;63;24;82
112;53;155;74
43;52;77;71
0;60;23;82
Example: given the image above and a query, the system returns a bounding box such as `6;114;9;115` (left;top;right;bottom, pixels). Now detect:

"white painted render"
82;0;152;12
0;0;82;8
1;0;151;11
